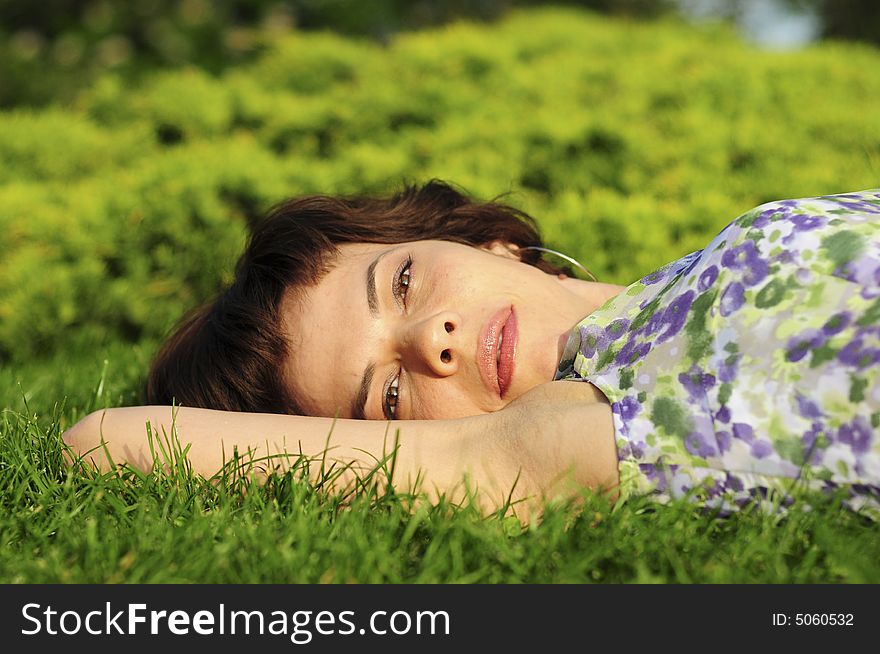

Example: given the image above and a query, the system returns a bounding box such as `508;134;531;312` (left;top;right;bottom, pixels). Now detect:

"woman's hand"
494;380;619;505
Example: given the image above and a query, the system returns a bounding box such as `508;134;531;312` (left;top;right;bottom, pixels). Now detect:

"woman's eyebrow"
356;247;397;419
366;249;393;317
352;362;374;421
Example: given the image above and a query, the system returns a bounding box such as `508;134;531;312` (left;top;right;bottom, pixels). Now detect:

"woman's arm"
62;381;618;515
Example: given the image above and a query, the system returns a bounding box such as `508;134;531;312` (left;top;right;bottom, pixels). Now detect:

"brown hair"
144;179;569;414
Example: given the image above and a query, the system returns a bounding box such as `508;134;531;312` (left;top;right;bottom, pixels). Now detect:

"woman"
64;181;880;518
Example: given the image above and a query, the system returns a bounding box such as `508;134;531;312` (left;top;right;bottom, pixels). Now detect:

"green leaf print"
849;376;868;403
595;344;618;372
685;289;718;361
856;297;880;327
736;210;760;228
626;283;646;297
809;344;837;368
774;436;806;467
650;396;692;439
820;231;866;272
754;277;787;309
718;382;732;405
630;297;661;332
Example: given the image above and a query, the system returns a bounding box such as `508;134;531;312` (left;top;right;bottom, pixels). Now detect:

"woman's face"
281;240;619;420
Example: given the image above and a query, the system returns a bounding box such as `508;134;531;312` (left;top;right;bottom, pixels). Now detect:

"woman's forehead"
279;242;389;416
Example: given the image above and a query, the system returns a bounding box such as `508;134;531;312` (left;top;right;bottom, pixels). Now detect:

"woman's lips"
497;308;517;398
478;306;516;398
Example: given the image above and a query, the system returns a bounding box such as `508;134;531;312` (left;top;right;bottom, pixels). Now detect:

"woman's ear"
480;240;521;260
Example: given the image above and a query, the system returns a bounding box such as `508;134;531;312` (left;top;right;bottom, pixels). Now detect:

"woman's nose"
402;312;460;376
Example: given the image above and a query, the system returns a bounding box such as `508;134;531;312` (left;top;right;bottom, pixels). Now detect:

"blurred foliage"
0;0;283;107
2;1;879;108
0;0;677;108
812;0;880;44
0;6;879;366
693;1;880;46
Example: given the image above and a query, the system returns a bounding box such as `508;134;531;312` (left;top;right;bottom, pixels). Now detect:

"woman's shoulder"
639;188;880;297
713;189;880;290
555;188;880;384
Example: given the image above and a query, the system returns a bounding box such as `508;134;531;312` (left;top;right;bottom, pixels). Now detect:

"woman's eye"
384;254;412;419
384;374;400;420
393;255;413;307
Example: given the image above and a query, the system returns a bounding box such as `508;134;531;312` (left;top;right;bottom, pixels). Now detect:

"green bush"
1;7;879;366
0;1;682;108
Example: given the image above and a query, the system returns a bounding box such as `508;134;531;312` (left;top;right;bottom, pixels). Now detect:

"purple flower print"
704;479;726;499
785;328;826;363
725;473;744;492
795;393;824;419
851;484;880;497
790;214;828;232
719;282;745;316
677;252;702;279
795;267;812;284
578;324;609;358
615;338;652;365
640;270;666;286
641;310;666;337
612;395;642;422
721;240;754;269
605;318;631;342
685;431;717;458
772;250;796;265
745;206;789;229
617;439;645;460
715;405;731;423
718;354;741;383
678;365;716;399
752;210;774;228
721;239;769;287
698;265;719;292
657;290;695;343
630;440;645;459
821;311;852;337
837;340;861;367
837;335;880;369
838;416;873;455
841;255;880;288
715;430;732;454
802;421;826;464
838;200;880;215
750;440;773;459
732;422;755;443
860;347;880;367
639;463;674;493
743;261;769;287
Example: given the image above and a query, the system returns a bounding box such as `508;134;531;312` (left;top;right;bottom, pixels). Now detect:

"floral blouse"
555;190;880;519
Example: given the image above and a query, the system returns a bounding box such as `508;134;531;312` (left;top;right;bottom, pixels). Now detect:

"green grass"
2;346;878;584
